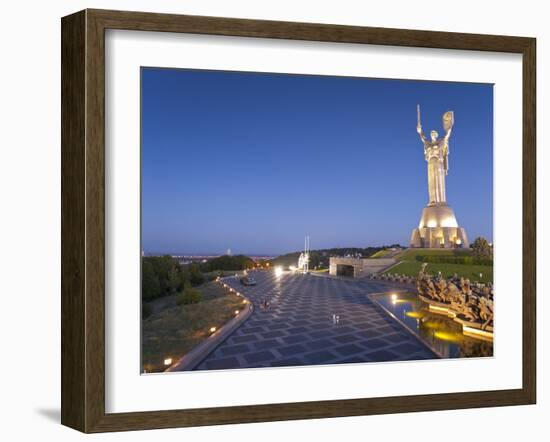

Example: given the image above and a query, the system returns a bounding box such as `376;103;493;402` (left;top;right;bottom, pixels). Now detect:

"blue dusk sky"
141;68;493;256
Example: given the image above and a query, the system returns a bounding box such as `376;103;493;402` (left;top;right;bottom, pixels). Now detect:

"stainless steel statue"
417;106;454;205
410;106;469;248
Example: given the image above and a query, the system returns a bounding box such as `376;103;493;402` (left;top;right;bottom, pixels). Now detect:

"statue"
416;105;454;205
410;106;469;248
416;264;494;335
297;252;309;272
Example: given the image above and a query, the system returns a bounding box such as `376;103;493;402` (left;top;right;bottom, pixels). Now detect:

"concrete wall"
329;257;396;277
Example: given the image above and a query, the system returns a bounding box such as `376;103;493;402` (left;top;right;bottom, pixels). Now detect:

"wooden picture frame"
61;8;536;433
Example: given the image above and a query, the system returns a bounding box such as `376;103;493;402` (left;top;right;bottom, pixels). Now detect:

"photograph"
0;0;542;438
140;68;494;373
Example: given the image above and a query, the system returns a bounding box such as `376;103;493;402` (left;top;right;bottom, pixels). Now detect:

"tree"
142;259;160;300
201;255;255;272
167;266;180;294
153;255;177;294
187;263;205;286
142;255;200;297
471;237;492;260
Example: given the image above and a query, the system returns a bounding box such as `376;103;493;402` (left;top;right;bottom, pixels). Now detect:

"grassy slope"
370;249;392;258
142;281;245;373
386;248;493;283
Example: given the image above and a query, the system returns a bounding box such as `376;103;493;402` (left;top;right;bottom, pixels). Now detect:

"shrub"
176;287;203;305
142;303;153;320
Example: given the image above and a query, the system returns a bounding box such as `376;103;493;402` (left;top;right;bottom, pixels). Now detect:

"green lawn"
386;260;493;283
142;281;245;373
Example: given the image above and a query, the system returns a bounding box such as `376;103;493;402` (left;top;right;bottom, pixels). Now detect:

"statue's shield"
443;111;454;131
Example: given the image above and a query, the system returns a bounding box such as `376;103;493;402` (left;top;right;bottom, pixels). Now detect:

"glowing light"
209;326;217;333
434;331;463;343
242;299;247;304
405;311;423;319
289;265;297;272
234;310;240;315
426;219;437;228
455;239;462;245
441;216;458;228
163;358;172;366
391;293;398;305
428;304;454;316
463;325;494;341
274;266;284;277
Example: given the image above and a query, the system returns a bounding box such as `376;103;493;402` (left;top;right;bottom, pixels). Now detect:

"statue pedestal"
410;203;469;248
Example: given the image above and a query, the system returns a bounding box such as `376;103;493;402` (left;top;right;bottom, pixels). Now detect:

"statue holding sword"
416;105;454;205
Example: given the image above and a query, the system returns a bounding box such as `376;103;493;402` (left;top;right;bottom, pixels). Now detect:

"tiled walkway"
195;272;436;371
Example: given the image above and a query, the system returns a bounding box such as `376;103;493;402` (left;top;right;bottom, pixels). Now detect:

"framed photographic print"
61;9;536;433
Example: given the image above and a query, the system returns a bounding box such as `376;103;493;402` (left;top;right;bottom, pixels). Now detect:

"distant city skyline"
141;68;493;256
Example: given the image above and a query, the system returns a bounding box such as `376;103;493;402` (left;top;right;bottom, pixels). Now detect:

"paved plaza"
195;272;436;371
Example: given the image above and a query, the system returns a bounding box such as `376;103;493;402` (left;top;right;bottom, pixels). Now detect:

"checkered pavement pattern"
195;272;436;371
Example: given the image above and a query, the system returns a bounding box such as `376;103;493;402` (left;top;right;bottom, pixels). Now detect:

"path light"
391;293;398;305
209;326;216;333
274;266;283;278
164;358;172;366
235;310;240;315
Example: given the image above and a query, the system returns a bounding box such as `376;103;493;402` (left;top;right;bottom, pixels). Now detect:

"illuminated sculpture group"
416;263;493;340
410;106;469;248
